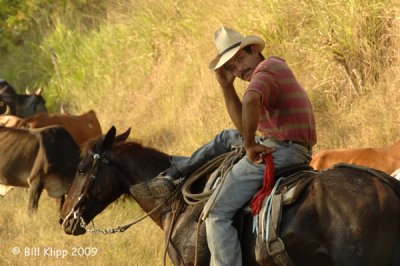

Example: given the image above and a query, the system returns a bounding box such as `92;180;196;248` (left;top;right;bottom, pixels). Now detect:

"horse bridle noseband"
62;151;106;231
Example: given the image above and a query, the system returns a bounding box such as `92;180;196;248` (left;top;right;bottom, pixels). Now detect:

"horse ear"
26;88;32;95
115;127;131;142
102;126;117;149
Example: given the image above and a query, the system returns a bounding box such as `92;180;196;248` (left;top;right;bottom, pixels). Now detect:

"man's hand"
245;143;276;164
214;67;235;89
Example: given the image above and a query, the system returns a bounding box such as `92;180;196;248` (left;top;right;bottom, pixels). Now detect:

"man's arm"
242;90;274;163
214;68;243;133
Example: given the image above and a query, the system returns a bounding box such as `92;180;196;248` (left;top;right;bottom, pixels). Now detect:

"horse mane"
80;135;169;160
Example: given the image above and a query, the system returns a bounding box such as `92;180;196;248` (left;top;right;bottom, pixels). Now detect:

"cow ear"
102;126;117;149
115;128;131;142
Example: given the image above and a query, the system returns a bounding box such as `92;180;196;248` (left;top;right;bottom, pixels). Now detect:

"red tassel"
249;154;274;216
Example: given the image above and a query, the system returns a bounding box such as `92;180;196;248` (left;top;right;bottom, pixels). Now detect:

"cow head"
1;81;48;117
22;88;47;116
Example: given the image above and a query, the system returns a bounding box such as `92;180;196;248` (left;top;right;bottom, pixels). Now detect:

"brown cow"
23;110;102;145
310;142;400;175
0;125;80;213
0;115;29;195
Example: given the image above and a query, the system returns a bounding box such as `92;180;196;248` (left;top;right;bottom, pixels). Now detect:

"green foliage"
0;0;30;49
0;0;106;89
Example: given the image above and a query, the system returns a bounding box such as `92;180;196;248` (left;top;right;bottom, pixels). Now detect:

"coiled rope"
181;146;245;206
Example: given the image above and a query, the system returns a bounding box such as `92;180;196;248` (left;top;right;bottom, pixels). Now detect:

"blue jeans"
204;137;312;266
168;129;243;177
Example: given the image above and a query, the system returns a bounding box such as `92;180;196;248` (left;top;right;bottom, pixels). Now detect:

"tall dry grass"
1;0;400;265
0;189;170;266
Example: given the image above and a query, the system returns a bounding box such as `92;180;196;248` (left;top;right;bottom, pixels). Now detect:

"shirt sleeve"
245;65;280;108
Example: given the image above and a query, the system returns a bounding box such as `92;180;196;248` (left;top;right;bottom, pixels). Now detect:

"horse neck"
118;142;171;181
117;143;172;228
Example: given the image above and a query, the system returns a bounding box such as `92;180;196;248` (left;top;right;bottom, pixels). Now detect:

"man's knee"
219;129;240;138
216;129;242;147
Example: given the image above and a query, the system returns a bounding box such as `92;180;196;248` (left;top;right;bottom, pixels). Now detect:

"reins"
78;198;167;234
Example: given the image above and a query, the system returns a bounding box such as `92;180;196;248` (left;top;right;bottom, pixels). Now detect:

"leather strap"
266;192;294;266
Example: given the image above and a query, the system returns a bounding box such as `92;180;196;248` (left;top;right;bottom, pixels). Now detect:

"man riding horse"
132;26;317;266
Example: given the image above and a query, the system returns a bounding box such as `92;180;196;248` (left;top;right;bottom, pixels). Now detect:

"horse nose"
62;216;86;236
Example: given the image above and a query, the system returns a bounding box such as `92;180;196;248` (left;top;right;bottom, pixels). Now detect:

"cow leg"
27;177;44;214
57;196;66;224
57;195;65;211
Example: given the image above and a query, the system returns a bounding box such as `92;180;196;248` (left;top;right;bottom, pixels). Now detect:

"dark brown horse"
61;126;400;266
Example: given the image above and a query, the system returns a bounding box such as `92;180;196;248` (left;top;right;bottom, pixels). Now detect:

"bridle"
62;150;169;234
61;151;105;232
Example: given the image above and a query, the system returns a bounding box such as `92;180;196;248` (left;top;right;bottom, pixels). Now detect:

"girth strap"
266;193;294;266
258;171;315;266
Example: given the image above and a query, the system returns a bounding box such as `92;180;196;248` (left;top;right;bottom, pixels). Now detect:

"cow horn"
35;87;43;95
0;101;11;115
60;103;66;114
2;104;11;115
26;88;32;95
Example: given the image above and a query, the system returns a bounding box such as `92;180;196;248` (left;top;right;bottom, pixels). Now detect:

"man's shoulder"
254;56;289;75
265;56;288;67
267;56;286;62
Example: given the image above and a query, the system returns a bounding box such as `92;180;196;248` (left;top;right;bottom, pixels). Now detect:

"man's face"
223;46;261;82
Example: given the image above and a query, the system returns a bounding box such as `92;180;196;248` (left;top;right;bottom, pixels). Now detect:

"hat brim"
209;35;265;71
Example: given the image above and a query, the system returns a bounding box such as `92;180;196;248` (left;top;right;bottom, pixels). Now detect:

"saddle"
200;162;314;216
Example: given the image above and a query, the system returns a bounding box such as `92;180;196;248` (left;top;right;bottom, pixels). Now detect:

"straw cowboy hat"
209;26;265;70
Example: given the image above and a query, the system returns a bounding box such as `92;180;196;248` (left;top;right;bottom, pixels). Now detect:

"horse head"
60;126;171;235
60;126;130;235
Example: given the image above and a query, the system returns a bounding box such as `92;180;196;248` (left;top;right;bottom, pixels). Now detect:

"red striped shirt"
245;56;317;146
